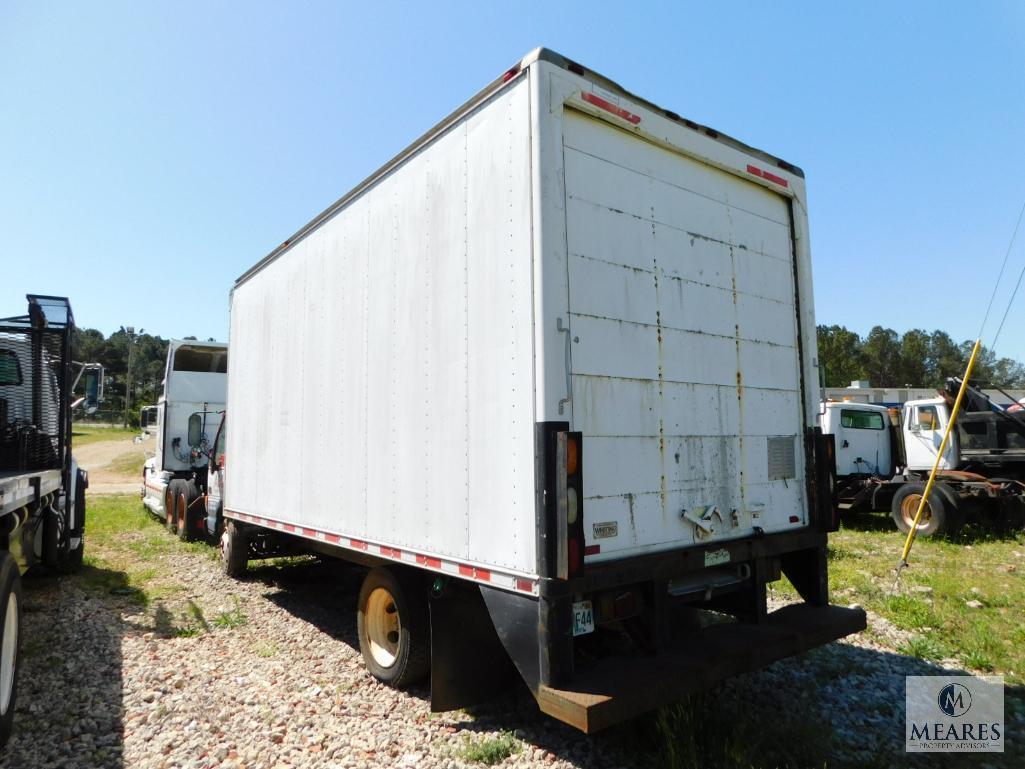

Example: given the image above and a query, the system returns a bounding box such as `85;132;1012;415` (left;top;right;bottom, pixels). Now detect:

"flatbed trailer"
0;295;87;745
217;47;865;731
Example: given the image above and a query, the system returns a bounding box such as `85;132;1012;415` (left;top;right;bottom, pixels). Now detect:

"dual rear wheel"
165;479;200;541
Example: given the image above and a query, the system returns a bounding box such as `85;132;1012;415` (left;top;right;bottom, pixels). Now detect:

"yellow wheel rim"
901;494;933;529
365;587;400;668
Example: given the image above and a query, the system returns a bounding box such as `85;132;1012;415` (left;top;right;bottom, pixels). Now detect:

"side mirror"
83;366;104;413
187;413;203;448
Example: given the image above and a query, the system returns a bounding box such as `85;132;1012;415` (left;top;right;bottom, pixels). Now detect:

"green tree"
861;326;902;387
816;325;863;386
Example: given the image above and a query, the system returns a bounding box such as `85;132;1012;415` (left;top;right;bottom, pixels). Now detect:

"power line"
978;198;1025;341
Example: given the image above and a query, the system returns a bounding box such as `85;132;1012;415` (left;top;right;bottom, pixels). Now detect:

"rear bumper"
535;602;866;733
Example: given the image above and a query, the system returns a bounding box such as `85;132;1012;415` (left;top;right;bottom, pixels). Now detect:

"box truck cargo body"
223;48;864;731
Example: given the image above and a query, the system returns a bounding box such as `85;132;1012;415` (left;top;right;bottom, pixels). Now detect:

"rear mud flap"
428;581;518;712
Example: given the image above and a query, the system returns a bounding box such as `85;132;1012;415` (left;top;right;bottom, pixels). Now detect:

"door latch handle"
557;317;572;415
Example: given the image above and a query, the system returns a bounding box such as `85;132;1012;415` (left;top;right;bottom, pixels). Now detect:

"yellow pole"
898;338;982;567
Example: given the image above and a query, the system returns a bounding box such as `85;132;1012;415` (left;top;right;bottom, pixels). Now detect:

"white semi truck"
825;385;1025;536
141;339;226;541
217;48;865;731
0;295;88;746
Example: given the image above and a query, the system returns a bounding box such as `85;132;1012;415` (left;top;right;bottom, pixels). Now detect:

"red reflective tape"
584;544;601;556
416;554;442;569
350;538;368;551
581;91;641;125
746;164;789;188
516;578;533;593
324;533;341;544
380;546;402;558
458;564;474;577
476;568;491;582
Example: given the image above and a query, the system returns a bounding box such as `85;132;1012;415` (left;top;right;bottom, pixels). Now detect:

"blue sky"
2;2;1024;361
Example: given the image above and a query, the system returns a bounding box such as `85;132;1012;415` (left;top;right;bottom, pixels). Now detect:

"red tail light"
558;432;584;578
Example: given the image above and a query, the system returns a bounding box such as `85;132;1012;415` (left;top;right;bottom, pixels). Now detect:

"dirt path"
76;438;147;494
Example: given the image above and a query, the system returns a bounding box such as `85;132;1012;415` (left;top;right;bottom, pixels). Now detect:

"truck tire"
891;482;962;537
0;552;23;748
356;566;429;688
219;519;248;578
174;480;201;542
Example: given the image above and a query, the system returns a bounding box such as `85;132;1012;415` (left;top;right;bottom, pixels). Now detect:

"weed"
253;642;278;658
639;691;832;769
212;596;247;629
884;594;939;630
900;635;944;661
454;731;520;766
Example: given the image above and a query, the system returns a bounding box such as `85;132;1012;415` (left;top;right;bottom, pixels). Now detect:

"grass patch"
883;594;939;630
900;634;946;661
822;513;1025;683
212;596;247;629
628;691;832;769
454;732;520;765
71;425;139;446
252;642;278;658
79;494;222;633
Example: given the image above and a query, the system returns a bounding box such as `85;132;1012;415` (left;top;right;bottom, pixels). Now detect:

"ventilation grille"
767;436;796;481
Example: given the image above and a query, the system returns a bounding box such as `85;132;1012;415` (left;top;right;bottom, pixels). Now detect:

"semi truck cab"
141;340;226;540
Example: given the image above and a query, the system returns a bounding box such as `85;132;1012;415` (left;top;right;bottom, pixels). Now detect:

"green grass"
454;732;520;765
628;692;834;769
81;494;222;635
71;424;139;446
212;596;247;629
774;510;1025;683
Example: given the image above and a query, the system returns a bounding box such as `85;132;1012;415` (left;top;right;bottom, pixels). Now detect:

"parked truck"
140;339;226;541
0;295;88;746
825;382;1025;535
216;48;865;732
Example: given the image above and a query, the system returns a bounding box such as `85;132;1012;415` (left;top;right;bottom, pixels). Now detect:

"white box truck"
219;48;865;731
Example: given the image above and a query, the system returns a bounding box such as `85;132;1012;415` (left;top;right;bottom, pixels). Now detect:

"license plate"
572;600;595;636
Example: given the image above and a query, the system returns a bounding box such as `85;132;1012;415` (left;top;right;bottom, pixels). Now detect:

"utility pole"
121;326;143;428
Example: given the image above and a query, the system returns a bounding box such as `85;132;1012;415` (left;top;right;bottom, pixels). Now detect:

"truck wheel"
356;567;429;688
220;519;248;578
0;552;23;748
891;483;961;537
175;481;201;542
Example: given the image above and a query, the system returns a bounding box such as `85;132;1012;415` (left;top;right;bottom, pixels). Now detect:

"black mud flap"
429;580;518;712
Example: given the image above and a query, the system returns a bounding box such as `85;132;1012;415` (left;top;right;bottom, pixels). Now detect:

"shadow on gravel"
237;557;1025;769
251;558;365;654
0;567;128;769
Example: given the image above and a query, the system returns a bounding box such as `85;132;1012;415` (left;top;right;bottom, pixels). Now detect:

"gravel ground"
2;517;1022;769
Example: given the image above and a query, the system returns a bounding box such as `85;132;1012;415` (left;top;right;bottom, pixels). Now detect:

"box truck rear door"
561;109;807;561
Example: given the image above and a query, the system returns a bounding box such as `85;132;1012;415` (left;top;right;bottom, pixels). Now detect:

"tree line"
817;325;1025;389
